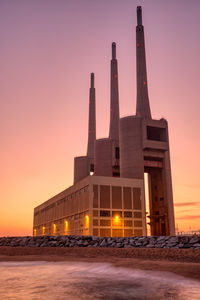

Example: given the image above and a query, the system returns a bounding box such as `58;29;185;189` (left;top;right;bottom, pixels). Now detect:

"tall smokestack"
136;6;151;118
87;73;96;159
109;42;120;143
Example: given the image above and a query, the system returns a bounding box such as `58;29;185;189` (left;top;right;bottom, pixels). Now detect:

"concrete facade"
33;176;146;237
33;6;175;237
120;116;175;235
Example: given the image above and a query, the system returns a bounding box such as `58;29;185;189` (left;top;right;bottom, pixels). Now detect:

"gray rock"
182;244;191;249
168;236;179;243
83;241;89;247
100;240;107;247
166;242;178;247
189;236;199;244
135;242;142;247
0;235;199;249
157;236;165;242
146;244;155;248
115;243;123;248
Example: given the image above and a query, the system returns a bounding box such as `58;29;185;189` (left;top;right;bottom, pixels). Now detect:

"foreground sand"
0;246;200;281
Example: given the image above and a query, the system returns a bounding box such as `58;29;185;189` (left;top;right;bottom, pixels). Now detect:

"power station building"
33;7;175;237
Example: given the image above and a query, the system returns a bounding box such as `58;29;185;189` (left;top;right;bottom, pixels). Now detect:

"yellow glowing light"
85;215;89;228
53;223;56;234
115;215;119;221
33;229;37;236
65;220;68;232
42;226;45;235
113;215;121;226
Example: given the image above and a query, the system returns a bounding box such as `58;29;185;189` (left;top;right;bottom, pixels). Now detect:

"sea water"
0;261;199;299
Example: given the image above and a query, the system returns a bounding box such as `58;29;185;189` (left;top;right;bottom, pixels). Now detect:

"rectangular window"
124;211;132;218
100;185;110;208
93;185;98;208
123;187;132;209
100;210;110;217
93;210;98;217
133;188;141;210
112;211;122;217
112;186;122;209
134;229;143;236
100;228;111;237
93;219;98;226
134;220;143;227
124;220;132;227
115;147;120;159
93;228;98;236
134;211;142;218
124;229;133;237
147;126;166;142
100;219;111;226
112;229;123;237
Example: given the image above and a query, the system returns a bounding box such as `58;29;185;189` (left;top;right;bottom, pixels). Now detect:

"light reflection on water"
0;261;199;300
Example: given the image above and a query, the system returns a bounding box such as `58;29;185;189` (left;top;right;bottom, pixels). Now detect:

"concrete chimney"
87;73;96;159
136;6;151;118
109;42;120;144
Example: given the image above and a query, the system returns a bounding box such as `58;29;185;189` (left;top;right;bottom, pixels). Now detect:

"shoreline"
0;247;200;281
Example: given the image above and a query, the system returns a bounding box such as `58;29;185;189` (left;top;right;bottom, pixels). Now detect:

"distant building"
33;6;175;237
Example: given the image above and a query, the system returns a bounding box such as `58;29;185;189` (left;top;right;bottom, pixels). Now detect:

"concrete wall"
74;156;89;184
119;115;175;235
120;116;144;179
94;138;113;176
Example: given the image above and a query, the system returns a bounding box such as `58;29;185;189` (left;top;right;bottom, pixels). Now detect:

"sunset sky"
1;0;200;236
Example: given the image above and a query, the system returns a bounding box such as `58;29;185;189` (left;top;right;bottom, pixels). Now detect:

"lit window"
112;214;122;226
65;220;68;232
53;223;56;234
85;215;89;228
115;215;119;222
42;226;45;235
33;229;37;236
90;164;94;175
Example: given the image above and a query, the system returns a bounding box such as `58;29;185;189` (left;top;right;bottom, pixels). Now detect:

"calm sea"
0;261;199;299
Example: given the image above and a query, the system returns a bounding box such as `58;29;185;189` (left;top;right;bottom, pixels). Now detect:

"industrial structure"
33;7;175;237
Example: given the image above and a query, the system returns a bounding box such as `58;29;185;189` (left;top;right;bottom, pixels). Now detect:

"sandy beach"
0;246;200;281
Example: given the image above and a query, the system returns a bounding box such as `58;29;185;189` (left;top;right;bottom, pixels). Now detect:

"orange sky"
1;0;200;236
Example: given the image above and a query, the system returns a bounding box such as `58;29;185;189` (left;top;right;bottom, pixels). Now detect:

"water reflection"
0;261;199;300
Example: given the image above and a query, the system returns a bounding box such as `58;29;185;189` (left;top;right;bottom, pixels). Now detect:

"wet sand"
0;246;200;281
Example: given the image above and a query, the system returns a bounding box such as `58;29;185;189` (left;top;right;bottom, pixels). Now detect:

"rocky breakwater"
0;235;200;249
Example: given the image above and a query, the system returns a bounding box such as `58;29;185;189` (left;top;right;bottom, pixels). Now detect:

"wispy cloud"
174;202;199;207
176;215;200;220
